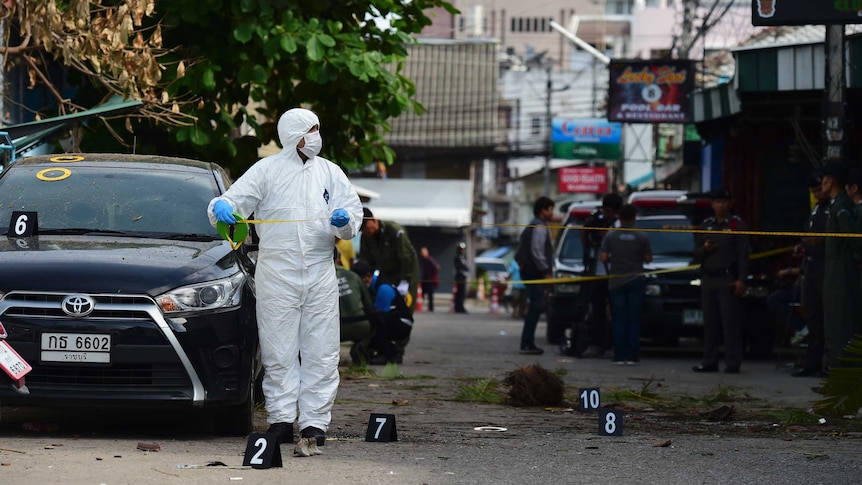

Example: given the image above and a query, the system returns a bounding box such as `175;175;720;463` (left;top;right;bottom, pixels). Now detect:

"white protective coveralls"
207;108;363;430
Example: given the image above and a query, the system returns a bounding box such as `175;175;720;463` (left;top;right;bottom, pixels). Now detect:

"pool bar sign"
559;166;609;194
752;1;862;26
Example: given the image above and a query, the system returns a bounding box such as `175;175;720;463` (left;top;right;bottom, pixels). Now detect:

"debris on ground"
502;364;564;407
700;405;735;421
653;439;672;447
136;442;162;452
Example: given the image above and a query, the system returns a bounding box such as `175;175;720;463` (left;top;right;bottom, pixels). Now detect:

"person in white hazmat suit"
208;108;363;448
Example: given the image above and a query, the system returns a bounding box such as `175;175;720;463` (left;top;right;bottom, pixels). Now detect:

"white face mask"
299;131;322;158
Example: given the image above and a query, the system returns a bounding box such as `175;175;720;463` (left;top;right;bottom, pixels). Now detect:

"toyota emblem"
62;295;95;317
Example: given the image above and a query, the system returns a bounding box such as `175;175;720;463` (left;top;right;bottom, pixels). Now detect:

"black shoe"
266;422;294;444
792;368;825;378
519;346;544;355
692;365;719;373
724;366;740;374
301;426;326;446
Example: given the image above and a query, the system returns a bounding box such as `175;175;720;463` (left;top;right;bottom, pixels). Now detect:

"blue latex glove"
330;208;349;228
213;200;237;224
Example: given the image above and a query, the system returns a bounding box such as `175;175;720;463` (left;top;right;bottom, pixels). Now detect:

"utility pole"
823;25;846;166
543;66;552;196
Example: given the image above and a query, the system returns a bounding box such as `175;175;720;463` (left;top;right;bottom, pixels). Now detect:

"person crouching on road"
207;107;363;448
600;204;652;365
351;260;415;365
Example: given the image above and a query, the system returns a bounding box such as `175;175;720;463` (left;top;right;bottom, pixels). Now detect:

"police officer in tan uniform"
692;188;750;374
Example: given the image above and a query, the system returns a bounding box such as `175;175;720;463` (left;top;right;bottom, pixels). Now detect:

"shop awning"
356;178;473;228
0;97;143;140
690;83;741;123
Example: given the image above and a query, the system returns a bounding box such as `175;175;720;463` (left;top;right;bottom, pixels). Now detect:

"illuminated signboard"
752;0;862;26
551;118;622;160
607;60;695;124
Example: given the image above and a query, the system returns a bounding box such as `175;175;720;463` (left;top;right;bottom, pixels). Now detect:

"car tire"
212;371;258;437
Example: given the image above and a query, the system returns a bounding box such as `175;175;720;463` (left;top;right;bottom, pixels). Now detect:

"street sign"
752;1;862;26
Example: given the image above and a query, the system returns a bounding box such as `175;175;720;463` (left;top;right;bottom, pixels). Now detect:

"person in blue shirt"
351;260;415;365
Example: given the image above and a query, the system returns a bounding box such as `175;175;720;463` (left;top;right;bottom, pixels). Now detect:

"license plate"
683;309;703;325
41;333;111;363
0;340;33;380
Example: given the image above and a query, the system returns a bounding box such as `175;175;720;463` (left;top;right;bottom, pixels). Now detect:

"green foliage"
84;0;457;177
813;335;862;416
454;378;504;403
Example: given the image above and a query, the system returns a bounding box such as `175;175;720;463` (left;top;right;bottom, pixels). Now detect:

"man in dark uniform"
453;242;469;313
820;162;860;371
580;193;623;357
792;172;829;377
692;188;750;374
359;207;420;362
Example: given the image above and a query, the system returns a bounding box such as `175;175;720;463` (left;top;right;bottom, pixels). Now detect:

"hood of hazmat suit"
207;107;363;430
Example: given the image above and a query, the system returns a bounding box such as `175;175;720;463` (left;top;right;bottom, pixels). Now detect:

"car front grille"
26;364;190;389
0;291;198;398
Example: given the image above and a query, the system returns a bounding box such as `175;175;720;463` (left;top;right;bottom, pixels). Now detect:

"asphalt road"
1;296;860;484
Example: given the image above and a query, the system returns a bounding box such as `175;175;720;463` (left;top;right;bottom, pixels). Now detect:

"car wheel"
212;372;257;437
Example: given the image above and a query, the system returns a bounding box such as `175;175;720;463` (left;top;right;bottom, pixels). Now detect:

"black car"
0;154;260;435
548;214;773;356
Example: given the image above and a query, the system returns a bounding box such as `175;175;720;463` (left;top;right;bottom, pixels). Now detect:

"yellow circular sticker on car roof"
49;155;84;162
36;168;71;181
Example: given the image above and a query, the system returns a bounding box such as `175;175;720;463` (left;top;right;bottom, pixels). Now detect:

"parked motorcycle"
0;321;31;395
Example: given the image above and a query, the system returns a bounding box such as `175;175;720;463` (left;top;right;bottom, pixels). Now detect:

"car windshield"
636;218;695;256
477;262;507;273
557;217;695;260
0;163;220;236
557;228;584;261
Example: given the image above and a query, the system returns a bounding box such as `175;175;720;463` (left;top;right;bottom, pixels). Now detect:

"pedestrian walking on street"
453;242;470;313
821;162;861;370
419;246;441;312
515;196;555;355
600;204;652;365
207;107;363;447
692;188;750;374
792;171;829;377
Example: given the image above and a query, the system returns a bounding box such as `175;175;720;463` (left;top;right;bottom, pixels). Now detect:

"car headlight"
553;272;581;294
156;272;246;314
645;284;662;296
743;286;770;298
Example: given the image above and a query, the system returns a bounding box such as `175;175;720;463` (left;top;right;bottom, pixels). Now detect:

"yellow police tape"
514;245;794;286
227;217;818;285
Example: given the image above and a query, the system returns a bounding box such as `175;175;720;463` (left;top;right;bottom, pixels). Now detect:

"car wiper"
35;228;142;236
160;233;222;242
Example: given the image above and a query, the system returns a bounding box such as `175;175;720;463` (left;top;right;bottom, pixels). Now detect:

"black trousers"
586;280;610;350
454;279;467;312
801;272;825;371
701;276;743;368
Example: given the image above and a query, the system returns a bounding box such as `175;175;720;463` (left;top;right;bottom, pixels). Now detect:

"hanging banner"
558;166;609;194
752;1;862;26
552;118;622;160
607;59;694;124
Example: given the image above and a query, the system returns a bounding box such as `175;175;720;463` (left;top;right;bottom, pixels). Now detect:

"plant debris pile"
502;364;564;407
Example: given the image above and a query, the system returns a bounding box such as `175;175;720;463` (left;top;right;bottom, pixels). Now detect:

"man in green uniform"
335;249;375;364
821;162;860;370
359;207;420;363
